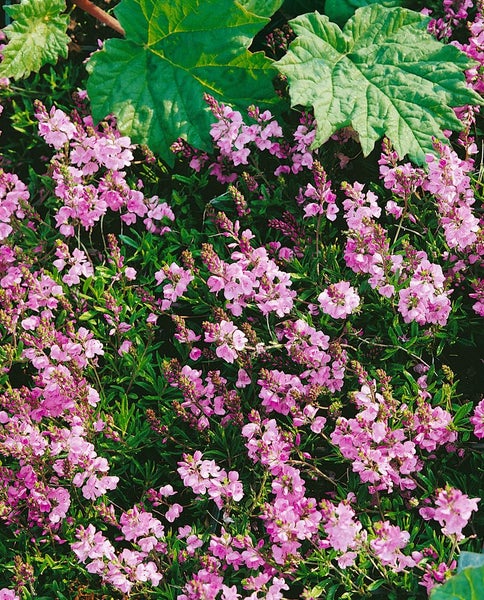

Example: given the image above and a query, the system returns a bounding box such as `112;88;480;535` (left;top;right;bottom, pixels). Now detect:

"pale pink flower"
165;503;183;522
204;319;248;363
0;590;20;600
470;398;484;439
420;487;480;539
318;281;360;319
370;521;416;571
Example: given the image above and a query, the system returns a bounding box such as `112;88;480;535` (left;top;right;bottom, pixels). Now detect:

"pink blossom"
236;368;251;388
318;281;360;319
420;560;457;595
124;267;137;280
204;319;248;363
370;521;416;571
165;503;184;522
114;339;131;357
0;590;20;600
321;500;362;554
420;487;480;539
156;262;193;310
310;416;327;434
72;524;116;562
36;105;77;149
470;398;484;438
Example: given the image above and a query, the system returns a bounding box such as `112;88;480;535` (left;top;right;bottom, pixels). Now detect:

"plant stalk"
73;0;125;37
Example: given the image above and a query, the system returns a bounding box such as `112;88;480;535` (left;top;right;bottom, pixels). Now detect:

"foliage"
1;1;481;165
458;551;484;571
86;0;284;165
0;0;69;80
430;564;484;599
324;0;402;26
0;0;483;599
275;5;482;164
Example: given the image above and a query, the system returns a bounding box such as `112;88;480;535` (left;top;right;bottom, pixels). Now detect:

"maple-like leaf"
324;0;402;27
275;6;483;164
86;0;283;166
0;0;70;80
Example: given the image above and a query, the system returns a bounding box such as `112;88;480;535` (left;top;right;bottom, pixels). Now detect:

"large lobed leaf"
324;0;402;27
0;0;70;80
431;564;484;600
86;0;283;166
275;5;483;164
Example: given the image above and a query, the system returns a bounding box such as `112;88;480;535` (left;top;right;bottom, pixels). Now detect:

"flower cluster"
173;95;317;184
201;216;296;318
72;508;165;595
331;376;457;494
298;160;339;221
177;451;244;510
164;361;243;430
426;0;473;40
0;170;29;241
420;486;480;540
318;280;360;319
35;100;175;237
342;178;453;325
0;245;119;537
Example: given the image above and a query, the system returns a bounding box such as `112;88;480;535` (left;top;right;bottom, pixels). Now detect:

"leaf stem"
73;0;125;37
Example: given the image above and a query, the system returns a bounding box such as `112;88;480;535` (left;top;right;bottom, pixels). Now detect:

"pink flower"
420;560;457;595
318;281;360;319
124;267;137;280
310;416;327;433
470;398;484;439
36;105;77;149
322;500;362;553
204;319;248;363
155;262;193;310
189;347;202;361
370;522;413;569
0;590;20;600
236;368;251;388
72;524;115;562
165;503;183;522
420;487;480;539
118;340;132;356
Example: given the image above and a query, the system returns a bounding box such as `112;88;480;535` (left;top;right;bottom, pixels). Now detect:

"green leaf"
86;0;283;166
431;565;484;600
275;6;483;164
458;552;484;572
325;0;402;27
0;0;70;80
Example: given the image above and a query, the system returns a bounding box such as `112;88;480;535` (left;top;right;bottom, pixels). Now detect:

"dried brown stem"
73;0;125;37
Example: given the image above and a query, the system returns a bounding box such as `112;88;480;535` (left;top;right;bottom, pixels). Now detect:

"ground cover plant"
0;0;483;598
